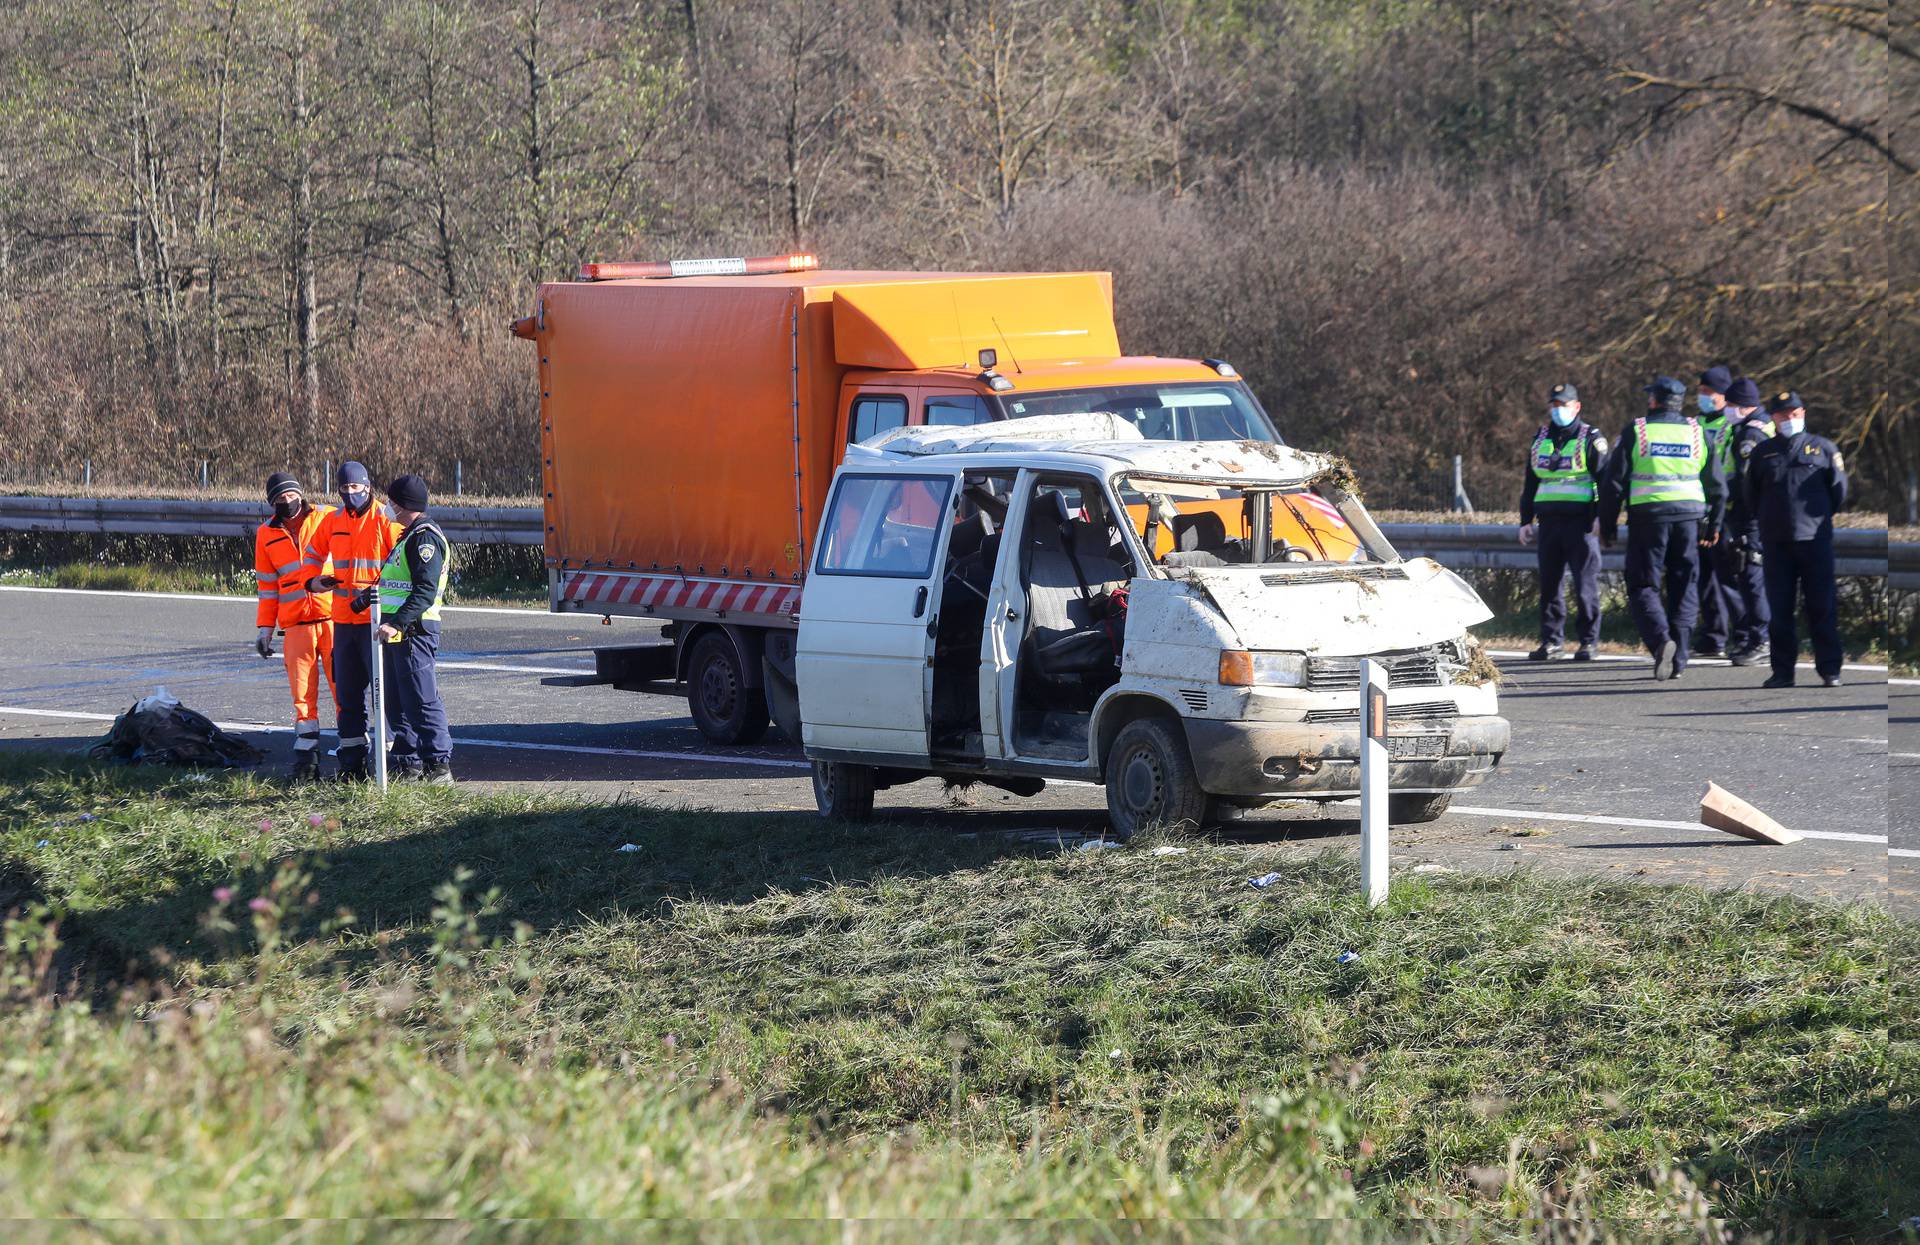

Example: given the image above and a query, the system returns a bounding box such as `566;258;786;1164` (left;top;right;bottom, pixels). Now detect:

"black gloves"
351;585;378;613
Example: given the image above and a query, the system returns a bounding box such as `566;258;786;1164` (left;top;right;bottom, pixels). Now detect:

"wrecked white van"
795;416;1510;835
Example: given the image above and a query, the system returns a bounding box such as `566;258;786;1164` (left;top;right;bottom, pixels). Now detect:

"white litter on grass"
1074;839;1120;853
615;843;642;853
1108;1049;1124;1060
1248;871;1284;889
1412;863;1454;874
1149;846;1190;857
179;772;212;783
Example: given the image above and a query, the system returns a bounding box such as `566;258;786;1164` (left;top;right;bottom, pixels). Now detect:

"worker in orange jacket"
254;473;339;780
301;461;401;780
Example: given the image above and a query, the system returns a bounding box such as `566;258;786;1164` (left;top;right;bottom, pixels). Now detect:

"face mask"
1697;394;1719;414
1549;404;1576;427
341;486;371;515
1774;416;1805;437
273;499;301;521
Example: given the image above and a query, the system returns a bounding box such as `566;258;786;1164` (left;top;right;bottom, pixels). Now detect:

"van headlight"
1218;650;1307;687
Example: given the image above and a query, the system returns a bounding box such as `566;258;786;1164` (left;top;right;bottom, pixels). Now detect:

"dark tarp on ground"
88;690;263;768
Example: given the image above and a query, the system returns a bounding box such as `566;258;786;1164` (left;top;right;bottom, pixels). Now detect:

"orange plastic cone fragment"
1699;782;1803;845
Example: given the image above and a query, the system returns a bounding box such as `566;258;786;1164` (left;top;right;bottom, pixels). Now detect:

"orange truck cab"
514;254;1288;745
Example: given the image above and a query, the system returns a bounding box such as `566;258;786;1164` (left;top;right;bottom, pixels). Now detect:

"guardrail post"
1360;658;1389;907
200;460;209;489
1908;471;1917;528
1451;456;1473;513
325;459;332;490
83;460;91;487
455;459;463;497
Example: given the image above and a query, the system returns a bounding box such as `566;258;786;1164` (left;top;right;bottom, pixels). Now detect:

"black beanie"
388;474;429;511
265;472;301;501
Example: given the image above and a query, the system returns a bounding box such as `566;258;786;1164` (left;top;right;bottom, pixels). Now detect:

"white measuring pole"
1359;657;1389;906
370;615;388;792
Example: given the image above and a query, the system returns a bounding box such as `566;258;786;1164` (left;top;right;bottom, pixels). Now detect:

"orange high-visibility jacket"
300;503;401;624
255;504;337;628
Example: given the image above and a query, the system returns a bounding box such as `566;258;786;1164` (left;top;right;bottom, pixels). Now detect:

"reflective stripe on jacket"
302;503;401;623
1628;417;1707;506
254;504;336;628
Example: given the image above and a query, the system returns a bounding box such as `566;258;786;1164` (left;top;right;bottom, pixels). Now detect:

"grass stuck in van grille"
0;754;1910;1229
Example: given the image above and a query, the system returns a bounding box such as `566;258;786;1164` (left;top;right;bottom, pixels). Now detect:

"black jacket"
1745;431;1849;544
1723;416;1774;533
1598;406;1727;540
1519;420;1609;525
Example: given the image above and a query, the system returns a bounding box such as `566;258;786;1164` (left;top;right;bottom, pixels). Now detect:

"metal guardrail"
0;495;1900;579
1382;522;1893;580
0;496;542;545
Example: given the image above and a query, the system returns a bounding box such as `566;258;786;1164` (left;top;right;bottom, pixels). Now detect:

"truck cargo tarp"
830;273;1117;370
536;271;1115;585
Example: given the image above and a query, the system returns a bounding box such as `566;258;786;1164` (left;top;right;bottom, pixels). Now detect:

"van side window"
817;474;954;578
925;395;992;427
849;394;909;443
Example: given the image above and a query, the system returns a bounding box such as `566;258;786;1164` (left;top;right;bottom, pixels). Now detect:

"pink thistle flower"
212;887;233;904
308;813;325;828
257;819;273;833
248;897;272;914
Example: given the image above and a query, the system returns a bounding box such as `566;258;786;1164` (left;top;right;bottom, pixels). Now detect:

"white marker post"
370;617;388;792
1359;657;1388;906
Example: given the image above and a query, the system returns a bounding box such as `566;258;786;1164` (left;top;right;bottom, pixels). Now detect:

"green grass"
0;754;1911;1229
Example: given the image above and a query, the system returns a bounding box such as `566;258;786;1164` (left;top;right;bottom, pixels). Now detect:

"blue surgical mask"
1697;394;1719;414
1549;404;1576;427
1774;416;1805;437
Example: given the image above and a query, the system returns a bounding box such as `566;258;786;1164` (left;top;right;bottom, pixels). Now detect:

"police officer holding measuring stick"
361;474;455;782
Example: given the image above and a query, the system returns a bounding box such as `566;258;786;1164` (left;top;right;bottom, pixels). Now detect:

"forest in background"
0;0;1907;509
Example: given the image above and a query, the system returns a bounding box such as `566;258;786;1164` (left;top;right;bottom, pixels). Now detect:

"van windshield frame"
1115;473;1398;570
992;382;1281;444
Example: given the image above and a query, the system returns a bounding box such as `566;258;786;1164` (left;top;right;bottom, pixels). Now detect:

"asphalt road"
1893;683;1918;918
0;584;1893;905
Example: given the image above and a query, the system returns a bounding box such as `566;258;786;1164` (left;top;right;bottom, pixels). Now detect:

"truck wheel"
1388;793;1452;824
812;760;875;822
686;633;769;745
1104;717;1210;839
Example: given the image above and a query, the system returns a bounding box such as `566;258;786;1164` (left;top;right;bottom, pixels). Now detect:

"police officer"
1599;375;1726;681
1745;392;1848;688
1715;378;1773;665
1692;365;1735;657
369;474;454;782
1518;382;1607;661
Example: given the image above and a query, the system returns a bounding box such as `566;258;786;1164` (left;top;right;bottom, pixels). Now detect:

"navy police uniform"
1598;376;1727;680
1519;382;1607;657
375;474;455;780
1744;392;1848;687
1691;366;1735;655
1714;377;1773;663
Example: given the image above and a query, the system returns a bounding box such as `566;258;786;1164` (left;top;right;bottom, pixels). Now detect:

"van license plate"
1386;735;1446;759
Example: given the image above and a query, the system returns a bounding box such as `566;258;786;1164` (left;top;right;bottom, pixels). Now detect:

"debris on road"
87;687;262;769
1700;782;1803;845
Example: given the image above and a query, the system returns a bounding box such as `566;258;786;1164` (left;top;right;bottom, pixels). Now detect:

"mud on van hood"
1174;558;1492;656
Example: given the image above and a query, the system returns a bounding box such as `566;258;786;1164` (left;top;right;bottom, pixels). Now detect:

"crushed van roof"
856;415;1327;484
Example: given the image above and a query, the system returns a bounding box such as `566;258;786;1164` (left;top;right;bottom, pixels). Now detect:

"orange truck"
513;253;1285;745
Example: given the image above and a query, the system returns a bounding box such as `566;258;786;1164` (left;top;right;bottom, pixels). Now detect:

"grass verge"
0;754;1911;1229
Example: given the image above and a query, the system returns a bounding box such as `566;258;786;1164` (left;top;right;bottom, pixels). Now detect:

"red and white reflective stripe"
561;572;800;618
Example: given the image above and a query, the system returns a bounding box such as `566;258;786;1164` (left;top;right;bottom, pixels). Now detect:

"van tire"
1388;793;1452;824
687;632;769;745
1104;717;1209;839
812;760;875;822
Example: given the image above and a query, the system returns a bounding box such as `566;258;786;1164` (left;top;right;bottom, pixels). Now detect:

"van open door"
797;469;960;760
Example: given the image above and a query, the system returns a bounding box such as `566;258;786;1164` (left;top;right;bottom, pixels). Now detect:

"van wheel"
1388;793;1452;824
1104;717;1209;839
812;760;875;822
687;633;769;745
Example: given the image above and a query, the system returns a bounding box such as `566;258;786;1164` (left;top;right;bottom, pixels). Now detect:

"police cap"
1643;376;1686;399
1698;365;1732;393
1766;390;1804;414
1549;382;1579;402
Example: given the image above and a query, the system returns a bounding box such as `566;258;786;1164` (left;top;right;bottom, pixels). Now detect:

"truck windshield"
998;383;1279;443
1116;475;1394;568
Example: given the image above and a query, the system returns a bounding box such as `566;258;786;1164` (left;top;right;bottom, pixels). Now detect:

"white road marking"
1891;849;1920;859
1485;648;1888;674
0;704;809;770
0;583;553;617
1453;804;1886;846
1893;678;1920;688
438;660;593;676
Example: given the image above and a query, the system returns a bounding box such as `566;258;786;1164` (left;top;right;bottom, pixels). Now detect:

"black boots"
423;759;454;786
335;744;369;782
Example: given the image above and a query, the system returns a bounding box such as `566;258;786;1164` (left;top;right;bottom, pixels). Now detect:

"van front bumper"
1182;715;1510;799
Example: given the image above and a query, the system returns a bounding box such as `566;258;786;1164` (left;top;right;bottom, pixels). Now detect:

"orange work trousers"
282;620;338;730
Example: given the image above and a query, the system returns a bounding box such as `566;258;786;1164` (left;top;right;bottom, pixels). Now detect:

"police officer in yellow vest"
1517;382;1608;661
374;474;454;782
1598;376;1727;681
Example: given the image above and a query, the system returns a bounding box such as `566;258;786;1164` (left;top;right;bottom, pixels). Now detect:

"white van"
795;416;1509;835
